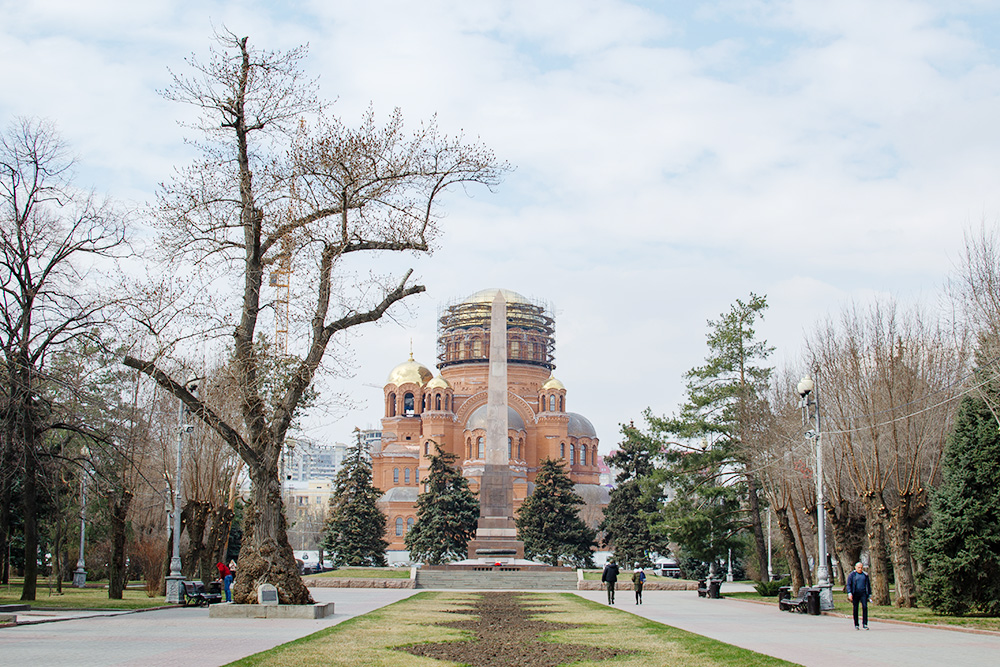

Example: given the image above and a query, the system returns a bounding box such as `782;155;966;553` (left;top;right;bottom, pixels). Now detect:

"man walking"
602;558;620;605
846;562;872;630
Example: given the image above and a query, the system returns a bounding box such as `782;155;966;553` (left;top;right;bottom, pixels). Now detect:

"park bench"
697;579;722;599
778;586;815;613
182;580;223;607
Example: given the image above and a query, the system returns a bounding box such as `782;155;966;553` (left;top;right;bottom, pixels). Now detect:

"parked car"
656;559;681;578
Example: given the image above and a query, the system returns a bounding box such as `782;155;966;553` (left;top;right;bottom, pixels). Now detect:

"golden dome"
386;354;433;386
426;375;451;390
541;376;565;391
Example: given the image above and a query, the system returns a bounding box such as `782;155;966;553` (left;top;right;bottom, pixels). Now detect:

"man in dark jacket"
602;558;620;605
846;562;872;629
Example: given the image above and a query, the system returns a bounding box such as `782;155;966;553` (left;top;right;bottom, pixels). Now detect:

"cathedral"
371;288;608;552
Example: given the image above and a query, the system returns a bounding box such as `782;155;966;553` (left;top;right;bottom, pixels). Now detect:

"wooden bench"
778;586;811;613
182;580;223;607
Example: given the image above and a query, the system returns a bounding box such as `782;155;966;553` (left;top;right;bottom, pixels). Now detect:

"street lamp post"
72;446;90;588
797;374;834;610
766;507;773;581
166;375;200;604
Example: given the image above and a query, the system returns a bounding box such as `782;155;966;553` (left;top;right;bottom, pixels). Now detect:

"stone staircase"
414;569;578;590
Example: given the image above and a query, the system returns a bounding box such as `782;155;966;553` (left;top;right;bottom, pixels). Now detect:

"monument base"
466;539;524;561
208;602;335;619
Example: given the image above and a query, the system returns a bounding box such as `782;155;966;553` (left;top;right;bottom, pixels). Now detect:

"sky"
2;0;999;453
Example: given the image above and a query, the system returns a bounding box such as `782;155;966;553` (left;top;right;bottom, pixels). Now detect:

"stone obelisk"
467;290;524;560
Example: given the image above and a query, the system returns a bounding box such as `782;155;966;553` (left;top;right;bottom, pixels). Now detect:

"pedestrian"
602;558;620;605
846;561;871;630
216;561;234;602
632;563;645;604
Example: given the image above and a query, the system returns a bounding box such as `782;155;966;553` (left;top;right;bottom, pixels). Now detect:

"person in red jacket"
216;562;233;602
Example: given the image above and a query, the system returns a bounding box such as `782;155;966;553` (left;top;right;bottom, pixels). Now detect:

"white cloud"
1;0;997;449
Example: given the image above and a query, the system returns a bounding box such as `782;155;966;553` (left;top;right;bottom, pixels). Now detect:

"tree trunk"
776;507;805;592
53;509;63;595
789;501;813;586
886;494;918;608
826;499;862;586
745;470;769;582
181;500;211;580
232;465;312;605
202;505;234;577
0;435;12;585
862;493;892;605
108;489;134;599
20;449;38;601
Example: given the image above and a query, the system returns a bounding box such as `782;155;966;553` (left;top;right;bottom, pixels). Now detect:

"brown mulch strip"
400;591;629;667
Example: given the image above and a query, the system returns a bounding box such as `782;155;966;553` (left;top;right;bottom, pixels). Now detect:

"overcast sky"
3;1;998;453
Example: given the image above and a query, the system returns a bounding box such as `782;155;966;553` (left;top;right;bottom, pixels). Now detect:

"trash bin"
778;586;791;603
709;580;722;599
806;587;821;615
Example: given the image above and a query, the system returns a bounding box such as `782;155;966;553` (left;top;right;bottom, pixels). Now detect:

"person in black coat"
602;558;620;605
846;562;872;629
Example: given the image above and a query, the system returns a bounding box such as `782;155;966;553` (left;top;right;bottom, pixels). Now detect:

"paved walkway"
3;586;999;667
575;589;1000;667
0;588;418;667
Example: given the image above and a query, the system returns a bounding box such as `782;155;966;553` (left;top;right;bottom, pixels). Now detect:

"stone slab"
208;602;335;619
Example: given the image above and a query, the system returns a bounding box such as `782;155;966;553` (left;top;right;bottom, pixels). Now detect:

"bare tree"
0;118;127;600
124;33;507;604
807;300;968;606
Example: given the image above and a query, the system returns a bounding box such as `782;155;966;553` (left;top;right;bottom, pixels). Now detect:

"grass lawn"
0;580;166;610
726;590;1000;632
224;591;797;667
307;567;410;579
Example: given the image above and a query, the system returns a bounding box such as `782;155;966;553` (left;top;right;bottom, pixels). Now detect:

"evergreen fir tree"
598;420;670;567
405;444;479;564
914;393;1000;615
648;294;773;578
322;432;388;567
516;458;596;567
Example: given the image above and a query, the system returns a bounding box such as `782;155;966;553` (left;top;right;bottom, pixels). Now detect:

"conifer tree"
405;444;479;564
914;393;1000;615
649;294;773;578
516;458;596;567
322;432;388;567
598;420;670;567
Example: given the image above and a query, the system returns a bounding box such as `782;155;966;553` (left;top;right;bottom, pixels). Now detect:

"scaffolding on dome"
436;292;555;370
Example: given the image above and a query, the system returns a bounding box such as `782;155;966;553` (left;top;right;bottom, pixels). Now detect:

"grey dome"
567;412;597;438
465;405;526;431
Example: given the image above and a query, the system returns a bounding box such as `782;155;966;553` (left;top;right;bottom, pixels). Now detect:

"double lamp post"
797;374;834;611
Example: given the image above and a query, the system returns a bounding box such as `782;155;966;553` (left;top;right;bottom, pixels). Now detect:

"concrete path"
0;588;418;667
575;589;1000;667
5;585;998;667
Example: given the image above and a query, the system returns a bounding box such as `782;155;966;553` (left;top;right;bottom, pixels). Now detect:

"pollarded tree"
516;458;596;567
598;420;670;567
322;431;387;567
405;444;478;564
123;32;506;603
914;391;1000;615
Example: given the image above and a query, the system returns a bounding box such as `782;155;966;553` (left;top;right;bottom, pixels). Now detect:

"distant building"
370;288;609;551
284;438;353;483
360;428;382;455
283;479;332;551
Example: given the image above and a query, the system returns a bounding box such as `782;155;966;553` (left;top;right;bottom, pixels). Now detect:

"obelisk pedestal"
466;291;524;561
